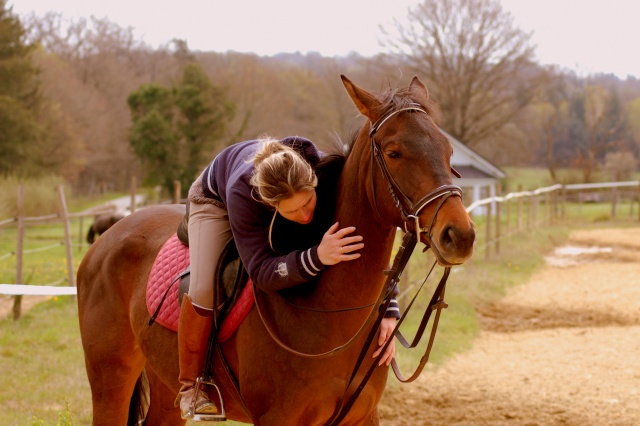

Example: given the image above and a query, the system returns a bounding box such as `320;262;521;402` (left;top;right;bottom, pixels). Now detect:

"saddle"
146;232;252;340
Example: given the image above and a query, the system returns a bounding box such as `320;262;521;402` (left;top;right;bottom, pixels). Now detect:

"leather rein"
252;103;463;425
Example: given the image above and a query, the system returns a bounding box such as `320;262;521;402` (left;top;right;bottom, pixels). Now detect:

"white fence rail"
466;180;640;260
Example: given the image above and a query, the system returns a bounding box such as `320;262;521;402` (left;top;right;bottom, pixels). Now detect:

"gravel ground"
379;227;640;426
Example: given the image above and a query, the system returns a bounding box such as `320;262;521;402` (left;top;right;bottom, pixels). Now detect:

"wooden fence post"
528;194;533;230
578;191;583;216
13;185;25;320
637;184;640;222
505;191;511;243
173;180;181;204
517;184;523;232
495;185;501;255
78;216;84;252
485;196;492;261
57;185;75;288
130;176;137;213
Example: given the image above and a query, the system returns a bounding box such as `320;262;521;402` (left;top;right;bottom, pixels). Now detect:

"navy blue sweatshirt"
202;137;326;292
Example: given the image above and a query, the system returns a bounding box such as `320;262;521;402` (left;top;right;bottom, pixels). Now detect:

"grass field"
0;297;91;425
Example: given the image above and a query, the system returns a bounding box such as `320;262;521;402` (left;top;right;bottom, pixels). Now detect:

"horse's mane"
370;86;441;126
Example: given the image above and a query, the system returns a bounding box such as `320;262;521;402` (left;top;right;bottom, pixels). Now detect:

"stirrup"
189;376;227;422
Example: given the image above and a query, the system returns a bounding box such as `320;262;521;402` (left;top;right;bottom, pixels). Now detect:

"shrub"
0;175;66;218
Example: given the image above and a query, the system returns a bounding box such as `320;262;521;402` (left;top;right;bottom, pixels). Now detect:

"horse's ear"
409;76;430;102
341;74;381;120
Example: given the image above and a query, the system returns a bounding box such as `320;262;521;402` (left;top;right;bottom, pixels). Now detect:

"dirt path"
0;294;50;320
379;228;640;426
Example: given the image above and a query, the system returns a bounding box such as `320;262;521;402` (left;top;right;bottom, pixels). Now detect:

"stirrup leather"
189;376;227;422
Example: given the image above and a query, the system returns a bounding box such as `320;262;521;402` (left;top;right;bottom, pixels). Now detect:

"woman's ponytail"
250;138;317;205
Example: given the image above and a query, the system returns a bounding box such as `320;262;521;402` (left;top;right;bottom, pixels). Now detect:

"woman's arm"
228;188;321;292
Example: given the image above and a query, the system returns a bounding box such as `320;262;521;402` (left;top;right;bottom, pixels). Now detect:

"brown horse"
86;213;125;244
76;75;475;425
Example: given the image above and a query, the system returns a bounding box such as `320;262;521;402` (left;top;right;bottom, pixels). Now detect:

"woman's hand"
372;317;396;366
317;222;364;265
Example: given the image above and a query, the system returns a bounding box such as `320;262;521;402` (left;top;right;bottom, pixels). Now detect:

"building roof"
444;130;506;179
454;165;495;180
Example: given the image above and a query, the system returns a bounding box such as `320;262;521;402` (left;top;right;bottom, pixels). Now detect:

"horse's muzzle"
426;220;476;266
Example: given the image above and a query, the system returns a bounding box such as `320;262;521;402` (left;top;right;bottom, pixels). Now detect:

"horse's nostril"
439;226;456;251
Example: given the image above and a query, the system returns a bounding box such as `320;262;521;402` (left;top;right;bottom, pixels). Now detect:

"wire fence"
1;179;639;320
0;184;125;319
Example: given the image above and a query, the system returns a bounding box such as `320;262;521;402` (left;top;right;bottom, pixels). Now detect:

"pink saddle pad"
146;234;254;342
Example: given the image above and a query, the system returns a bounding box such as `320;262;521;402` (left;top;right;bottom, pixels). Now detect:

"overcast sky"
9;0;640;79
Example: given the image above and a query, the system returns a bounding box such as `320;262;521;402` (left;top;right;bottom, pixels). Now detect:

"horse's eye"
386;151;401;159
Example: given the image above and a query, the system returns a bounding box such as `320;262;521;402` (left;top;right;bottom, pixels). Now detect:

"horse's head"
341;75;475;266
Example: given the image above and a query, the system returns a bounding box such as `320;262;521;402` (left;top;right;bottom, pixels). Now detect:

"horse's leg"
144;367;186;425
78;263;146;424
80;315;146;425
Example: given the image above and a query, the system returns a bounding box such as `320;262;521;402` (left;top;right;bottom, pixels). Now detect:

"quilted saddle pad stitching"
146;234;253;338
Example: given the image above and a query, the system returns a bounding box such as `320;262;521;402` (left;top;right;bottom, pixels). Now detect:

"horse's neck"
316;143;396;306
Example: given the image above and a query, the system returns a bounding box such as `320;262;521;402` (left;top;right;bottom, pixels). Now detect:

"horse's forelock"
375;87;441;125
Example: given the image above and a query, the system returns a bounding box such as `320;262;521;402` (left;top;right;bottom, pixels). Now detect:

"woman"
176;136;399;420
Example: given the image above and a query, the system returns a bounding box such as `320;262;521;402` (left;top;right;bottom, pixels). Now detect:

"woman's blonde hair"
250;138;317;205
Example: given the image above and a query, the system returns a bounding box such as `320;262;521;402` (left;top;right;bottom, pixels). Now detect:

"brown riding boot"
175;295;219;419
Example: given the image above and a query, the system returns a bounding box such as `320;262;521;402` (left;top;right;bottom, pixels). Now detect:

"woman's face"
277;190;317;224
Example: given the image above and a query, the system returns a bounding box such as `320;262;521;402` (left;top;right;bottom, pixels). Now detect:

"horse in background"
86;213;125;244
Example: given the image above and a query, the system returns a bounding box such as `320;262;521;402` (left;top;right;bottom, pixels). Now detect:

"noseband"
369;103;462;255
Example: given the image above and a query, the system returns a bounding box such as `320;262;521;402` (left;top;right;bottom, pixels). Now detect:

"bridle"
369;102;463;257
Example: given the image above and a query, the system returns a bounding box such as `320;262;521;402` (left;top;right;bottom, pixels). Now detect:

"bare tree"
382;0;545;148
525;99;576;181
603;151;637;181
579;85;630;182
581;85;609;182
629;96;640;153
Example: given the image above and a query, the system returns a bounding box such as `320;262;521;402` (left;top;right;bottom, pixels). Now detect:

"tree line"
1;0;639;197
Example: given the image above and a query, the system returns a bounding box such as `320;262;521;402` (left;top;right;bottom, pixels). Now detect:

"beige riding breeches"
187;201;232;310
